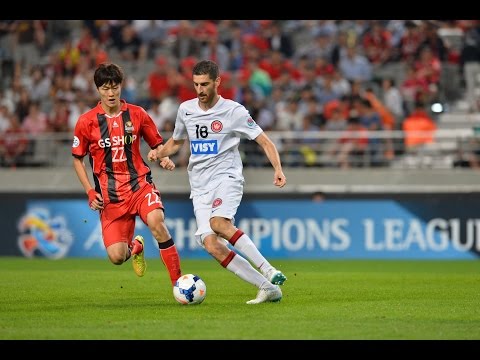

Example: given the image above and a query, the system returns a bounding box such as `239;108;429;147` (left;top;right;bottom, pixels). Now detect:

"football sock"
130;239;143;256
159;238;182;286
229;229;272;271
222;250;267;288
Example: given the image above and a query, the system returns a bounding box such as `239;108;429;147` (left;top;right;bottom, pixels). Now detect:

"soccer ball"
173;273;207;305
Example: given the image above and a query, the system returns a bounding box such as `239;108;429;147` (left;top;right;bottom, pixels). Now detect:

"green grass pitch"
1;257;479;340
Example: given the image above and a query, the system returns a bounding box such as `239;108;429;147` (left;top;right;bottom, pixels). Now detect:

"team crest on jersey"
211;120;223;133
124;120;134;133
212;198;223;208
247;117;256;128
72;136;80;148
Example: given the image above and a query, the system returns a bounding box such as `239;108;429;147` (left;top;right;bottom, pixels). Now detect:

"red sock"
160;245;182;286
131;240;143;256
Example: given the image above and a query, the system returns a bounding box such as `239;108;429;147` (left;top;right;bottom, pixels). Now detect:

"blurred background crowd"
0;19;479;169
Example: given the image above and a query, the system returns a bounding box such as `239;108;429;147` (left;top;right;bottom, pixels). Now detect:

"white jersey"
173;96;263;197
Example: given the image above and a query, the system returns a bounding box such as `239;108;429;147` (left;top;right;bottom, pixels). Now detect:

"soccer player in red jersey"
71;62;182;287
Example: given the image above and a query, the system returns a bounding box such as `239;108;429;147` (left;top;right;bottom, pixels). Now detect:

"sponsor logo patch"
124;120;134;133
190;140;218;154
72;136;80;148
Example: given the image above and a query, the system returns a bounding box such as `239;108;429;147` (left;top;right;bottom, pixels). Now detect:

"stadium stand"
1;20;480;193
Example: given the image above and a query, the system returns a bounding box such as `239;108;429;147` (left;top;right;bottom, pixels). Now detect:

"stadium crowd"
0;20;478;168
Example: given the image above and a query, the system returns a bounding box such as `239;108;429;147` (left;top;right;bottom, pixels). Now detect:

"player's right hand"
159;157;175;171
88;189;104;211
147;149;158;162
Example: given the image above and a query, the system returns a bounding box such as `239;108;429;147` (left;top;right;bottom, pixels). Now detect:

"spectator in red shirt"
147;56;175;103
176;56;198;103
362;21;393;65
0;113;29;168
329;116;369;168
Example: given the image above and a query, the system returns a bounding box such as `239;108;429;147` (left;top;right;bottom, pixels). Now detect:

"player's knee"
106;243;128;264
209;216;230;234
108;253;126;265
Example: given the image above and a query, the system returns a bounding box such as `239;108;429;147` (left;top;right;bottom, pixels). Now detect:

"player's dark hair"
94;63;124;88
193;60;219;80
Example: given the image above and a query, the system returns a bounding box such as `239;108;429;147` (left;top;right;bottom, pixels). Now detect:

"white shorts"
192;178;243;247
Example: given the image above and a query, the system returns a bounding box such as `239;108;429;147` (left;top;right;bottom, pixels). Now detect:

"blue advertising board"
13;198;480;259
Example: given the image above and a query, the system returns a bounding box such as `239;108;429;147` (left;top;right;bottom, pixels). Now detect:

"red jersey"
72;100;163;204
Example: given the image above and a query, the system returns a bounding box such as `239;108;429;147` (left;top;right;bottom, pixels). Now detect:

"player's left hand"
159;157;175;171
273;170;286;188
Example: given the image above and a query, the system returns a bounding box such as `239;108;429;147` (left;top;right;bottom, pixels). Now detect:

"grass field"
1;256;479;340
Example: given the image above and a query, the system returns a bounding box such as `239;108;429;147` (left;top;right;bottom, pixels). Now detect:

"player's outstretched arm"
254;132;287;188
148;138;185;162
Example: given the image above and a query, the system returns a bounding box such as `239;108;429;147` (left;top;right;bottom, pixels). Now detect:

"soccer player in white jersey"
149;59;287;304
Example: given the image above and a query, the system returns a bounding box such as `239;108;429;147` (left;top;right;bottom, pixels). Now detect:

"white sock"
226;253;270;289
233;233;274;275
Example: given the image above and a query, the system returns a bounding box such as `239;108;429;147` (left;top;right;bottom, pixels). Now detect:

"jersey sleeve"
172;105;188;140
231;105;263;140
71;115;90;158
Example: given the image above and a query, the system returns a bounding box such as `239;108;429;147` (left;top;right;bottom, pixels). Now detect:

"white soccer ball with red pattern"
173;273;207;305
